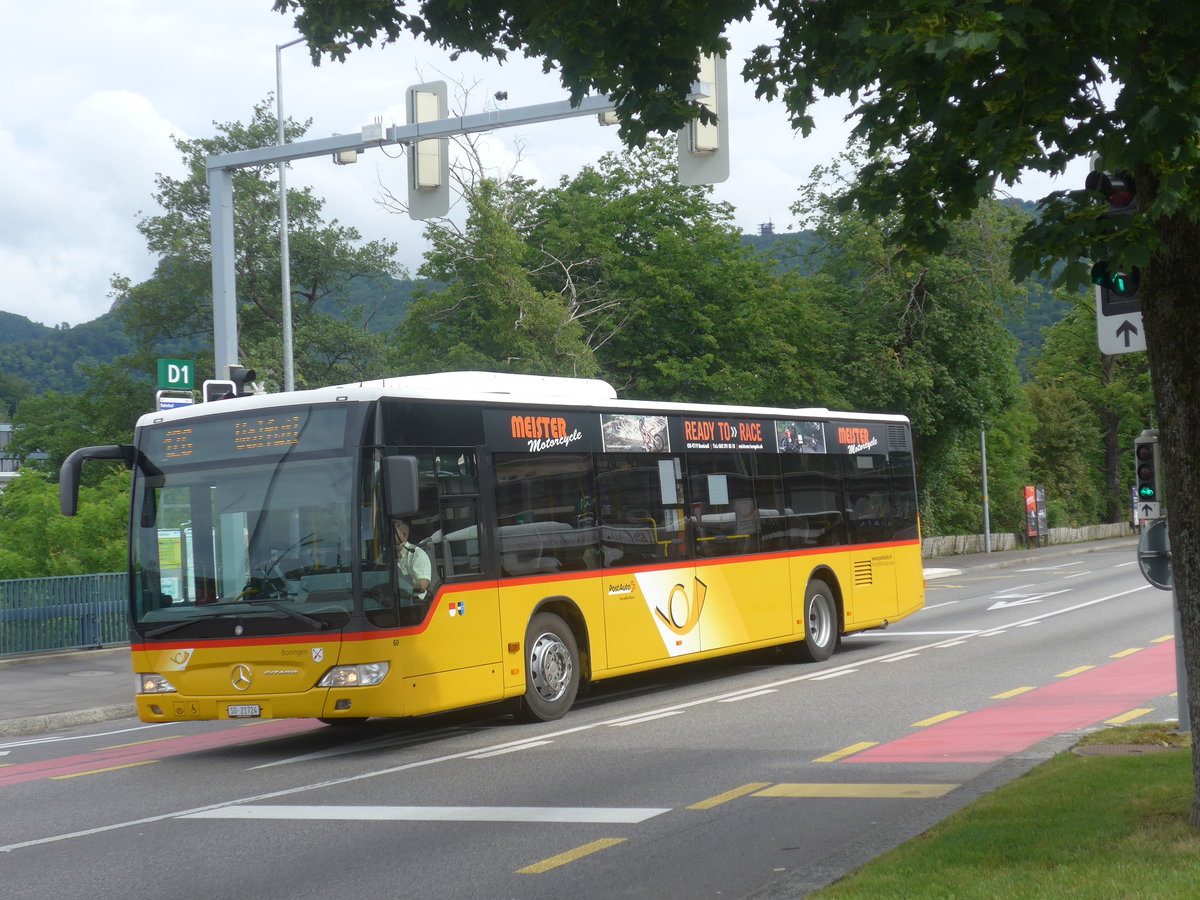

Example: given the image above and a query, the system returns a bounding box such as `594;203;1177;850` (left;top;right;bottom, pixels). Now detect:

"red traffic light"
1086;170;1136;208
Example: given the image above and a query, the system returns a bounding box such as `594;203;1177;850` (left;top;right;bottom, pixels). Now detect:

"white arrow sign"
1095;286;1146;355
987;589;1070;611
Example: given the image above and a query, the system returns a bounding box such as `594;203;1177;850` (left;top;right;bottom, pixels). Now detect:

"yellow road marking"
813;742;878;763
1105;708;1155;725
1056;666;1095;678
51;760;159;780
688;783;772;810
517;838;626;874
912;710;967;727
992;686;1036;699
1152;635;1174;643
1110;648;1142;659
755;783;959;799
96;736;184;751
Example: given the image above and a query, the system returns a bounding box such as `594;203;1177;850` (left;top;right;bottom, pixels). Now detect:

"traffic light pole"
206;94;622;381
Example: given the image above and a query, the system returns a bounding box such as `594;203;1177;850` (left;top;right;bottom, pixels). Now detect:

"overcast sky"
2;2;1087;328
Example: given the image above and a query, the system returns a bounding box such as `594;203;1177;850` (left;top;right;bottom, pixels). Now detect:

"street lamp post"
276;37;304;392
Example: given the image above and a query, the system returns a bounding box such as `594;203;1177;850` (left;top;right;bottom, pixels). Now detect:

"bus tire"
792;577;839;663
517;612;580;722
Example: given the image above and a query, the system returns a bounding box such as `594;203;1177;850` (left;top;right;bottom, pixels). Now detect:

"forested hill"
740;227;1069;374
0;277;426;396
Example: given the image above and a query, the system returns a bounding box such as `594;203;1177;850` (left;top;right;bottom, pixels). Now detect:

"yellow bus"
61;372;924;725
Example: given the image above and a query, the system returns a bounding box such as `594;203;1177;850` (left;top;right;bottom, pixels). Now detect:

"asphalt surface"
0;535;1141;739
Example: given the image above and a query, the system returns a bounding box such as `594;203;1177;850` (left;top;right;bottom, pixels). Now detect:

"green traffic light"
1139;484;1157;500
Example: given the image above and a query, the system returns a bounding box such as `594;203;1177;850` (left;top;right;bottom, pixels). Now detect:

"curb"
0;704;138;738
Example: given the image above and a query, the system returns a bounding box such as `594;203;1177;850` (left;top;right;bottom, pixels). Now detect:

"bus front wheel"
792;578;839;663
518;612;580;722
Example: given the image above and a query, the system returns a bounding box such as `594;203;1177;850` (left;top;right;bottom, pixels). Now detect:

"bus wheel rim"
809;593;833;646
530;631;572;702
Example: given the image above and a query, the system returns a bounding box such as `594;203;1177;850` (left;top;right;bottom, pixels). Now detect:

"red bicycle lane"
0;718;322;787
844;639;1178;765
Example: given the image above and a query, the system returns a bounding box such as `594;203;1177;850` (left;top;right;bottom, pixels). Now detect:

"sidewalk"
0;536;1141;737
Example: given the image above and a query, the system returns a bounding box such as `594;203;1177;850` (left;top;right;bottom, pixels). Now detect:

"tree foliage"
0;469;129;579
113;99;403;388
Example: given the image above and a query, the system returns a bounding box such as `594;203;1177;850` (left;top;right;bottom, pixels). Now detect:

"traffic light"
1085;167;1141;316
201;366;256;402
228;366;256;396
1133;432;1161;506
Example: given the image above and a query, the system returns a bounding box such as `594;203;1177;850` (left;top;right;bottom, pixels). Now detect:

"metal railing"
0;573;128;657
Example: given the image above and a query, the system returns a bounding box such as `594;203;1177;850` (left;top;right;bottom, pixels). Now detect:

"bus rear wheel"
518;612;580;722
791;578;839;663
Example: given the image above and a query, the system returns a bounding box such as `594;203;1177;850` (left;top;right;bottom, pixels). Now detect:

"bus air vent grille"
853;560;873;586
887;424;912;452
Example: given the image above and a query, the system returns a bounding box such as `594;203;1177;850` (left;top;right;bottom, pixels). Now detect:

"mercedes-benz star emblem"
231;664;252;691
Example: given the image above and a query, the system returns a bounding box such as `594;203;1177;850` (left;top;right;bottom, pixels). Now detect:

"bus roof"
137;371;910;428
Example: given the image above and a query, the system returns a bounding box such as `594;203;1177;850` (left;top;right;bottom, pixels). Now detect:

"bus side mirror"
382;455;420;519
59;444;135;516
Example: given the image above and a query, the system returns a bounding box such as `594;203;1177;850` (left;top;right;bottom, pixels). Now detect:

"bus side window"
844;455;894;544
596;455;689;566
780;454;846;548
493;452;598;576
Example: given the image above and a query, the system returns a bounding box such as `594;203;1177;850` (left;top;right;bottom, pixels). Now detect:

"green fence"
0;573;128;656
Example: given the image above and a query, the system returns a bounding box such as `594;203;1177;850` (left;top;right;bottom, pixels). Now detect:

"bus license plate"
227;704;261;718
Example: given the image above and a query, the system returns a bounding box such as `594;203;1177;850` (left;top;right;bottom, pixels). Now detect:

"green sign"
157;359;195;390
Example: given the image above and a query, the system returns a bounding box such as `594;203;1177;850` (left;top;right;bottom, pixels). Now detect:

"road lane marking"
51;760;158;779
609;710;685;726
883;653;920;663
185;805;668;824
754;783;959;799
469;740;554;759
1057;666;1096;678
1152;635;1174;643
812;670;857;680
517;839;626;874
1110;648;1142;659
912;711;967;727
718;689;778;702
96;736;185;751
992;687;1036;699
1105;708;1155;725
814;742;878;763
688;783;772;810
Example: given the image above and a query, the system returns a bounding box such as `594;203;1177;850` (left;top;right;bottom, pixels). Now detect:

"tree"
0;468;128;578
797;163;1026;534
114;99;402;388
278;1;1200;823
7;362;149;477
530;140;839;406
396;177;603;377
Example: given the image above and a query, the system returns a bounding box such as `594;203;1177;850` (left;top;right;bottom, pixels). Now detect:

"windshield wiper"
239;599;329;631
145;611;239;639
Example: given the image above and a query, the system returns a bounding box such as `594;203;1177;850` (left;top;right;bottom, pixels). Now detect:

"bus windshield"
129;404;362;639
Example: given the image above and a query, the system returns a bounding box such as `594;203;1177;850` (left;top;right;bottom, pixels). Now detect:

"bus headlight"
317;662;390;687
137;673;177;694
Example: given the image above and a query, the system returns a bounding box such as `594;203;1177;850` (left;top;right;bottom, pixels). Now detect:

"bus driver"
394;520;431;602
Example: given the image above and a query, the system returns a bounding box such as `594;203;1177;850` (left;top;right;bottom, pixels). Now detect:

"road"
0;545;1176;899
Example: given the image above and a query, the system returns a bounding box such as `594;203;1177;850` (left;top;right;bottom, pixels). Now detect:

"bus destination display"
147;405;349;466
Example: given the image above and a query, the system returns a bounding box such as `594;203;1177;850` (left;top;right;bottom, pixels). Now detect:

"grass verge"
811;725;1200;899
